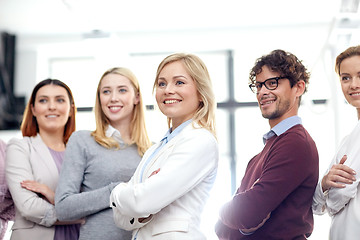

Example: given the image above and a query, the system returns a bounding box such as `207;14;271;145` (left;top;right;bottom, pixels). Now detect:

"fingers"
330;164;356;181
322;162;357;192
148;168;160;178
339;155;347;165
21;181;39;191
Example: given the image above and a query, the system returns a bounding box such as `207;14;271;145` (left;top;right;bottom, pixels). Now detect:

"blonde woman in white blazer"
6;79;80;240
110;53;219;240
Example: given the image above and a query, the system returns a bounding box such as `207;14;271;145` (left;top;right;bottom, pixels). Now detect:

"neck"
39;129;65;151
268;113;297;129
112;122;132;144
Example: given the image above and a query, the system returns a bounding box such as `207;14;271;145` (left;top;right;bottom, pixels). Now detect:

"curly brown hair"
249;49;310;94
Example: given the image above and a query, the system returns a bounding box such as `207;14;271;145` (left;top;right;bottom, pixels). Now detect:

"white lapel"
139;123;195;183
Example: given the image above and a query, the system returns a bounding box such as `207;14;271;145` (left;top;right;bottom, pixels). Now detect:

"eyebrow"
101;85;129;89
37;94;66;98
158;75;187;80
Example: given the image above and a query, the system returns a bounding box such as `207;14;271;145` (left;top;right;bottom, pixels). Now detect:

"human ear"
134;92;140;105
295;80;306;97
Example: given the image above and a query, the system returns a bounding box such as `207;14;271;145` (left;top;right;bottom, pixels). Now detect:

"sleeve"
218;132;318;231
110;181;150;231
326;126;360;215
5;138;57;227
55;132;119;221
312;181;328;215
0;140;15;221
110;129;218;218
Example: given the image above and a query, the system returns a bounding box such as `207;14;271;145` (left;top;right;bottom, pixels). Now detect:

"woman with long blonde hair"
55;67;151;240
110;53;219;240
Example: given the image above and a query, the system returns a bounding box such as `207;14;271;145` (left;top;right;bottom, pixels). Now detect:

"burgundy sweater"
215;125;319;240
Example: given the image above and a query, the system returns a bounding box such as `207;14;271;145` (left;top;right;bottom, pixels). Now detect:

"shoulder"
273;125;318;163
68;130;93;143
7;136;32;149
184;124;216;140
280;125;316;147
178;125;218;150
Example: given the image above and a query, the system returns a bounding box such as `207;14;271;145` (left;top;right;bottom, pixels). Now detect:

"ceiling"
0;0;357;38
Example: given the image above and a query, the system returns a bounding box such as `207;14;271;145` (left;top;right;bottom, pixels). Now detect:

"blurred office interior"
0;0;359;239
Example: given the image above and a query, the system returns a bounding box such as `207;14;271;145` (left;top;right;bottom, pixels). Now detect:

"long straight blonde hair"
153;53;216;137
91;67;152;156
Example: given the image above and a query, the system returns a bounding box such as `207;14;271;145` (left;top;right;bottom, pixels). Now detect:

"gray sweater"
55;130;142;240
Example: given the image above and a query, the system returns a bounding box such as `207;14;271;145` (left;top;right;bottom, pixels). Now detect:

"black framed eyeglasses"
249;76;288;94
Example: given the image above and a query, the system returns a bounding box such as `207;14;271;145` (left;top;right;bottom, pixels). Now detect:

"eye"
255;82;262;90
39;98;47;103
119;88;127;93
102;89;110;94
57;98;65;103
158;81;166;87
341;76;351;81
268;80;277;87
175;80;185;85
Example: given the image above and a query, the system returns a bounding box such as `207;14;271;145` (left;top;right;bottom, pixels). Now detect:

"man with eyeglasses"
215;49;319;239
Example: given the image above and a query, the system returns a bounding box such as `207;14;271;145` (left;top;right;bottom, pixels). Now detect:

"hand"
149;168;160;178
21;180;55;204
55;218;86;225
321;155;356;192
138;215;153;223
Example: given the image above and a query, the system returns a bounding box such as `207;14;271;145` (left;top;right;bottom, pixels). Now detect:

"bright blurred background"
1;0;360;239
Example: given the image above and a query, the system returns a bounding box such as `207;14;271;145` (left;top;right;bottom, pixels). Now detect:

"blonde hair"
153;53;216;137
21;79;76;144
91;67;152;156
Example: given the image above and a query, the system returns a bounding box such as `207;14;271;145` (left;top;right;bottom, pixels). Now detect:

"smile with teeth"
350;92;360;96
109;106;122;110
260;98;276;106
164;99;181;104
46;115;58;118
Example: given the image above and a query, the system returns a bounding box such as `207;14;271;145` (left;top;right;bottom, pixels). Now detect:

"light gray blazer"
110;123;219;240
5;134;58;240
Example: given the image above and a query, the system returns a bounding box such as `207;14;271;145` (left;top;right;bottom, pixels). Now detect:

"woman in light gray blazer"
5;79;79;240
110;53;219;240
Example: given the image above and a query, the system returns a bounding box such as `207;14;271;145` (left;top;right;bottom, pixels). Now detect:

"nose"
350;76;360;89
110;91;119;101
257;83;268;95
49;100;56;110
165;83;175;94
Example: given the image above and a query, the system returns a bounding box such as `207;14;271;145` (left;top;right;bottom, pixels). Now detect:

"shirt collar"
263;116;302;144
161;119;193;143
105;125;125;145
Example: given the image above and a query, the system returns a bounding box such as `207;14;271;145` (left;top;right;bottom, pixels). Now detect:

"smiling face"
99;73;139;129
31;84;72;135
155;60;201;130
256;65;303;128
339;55;360;116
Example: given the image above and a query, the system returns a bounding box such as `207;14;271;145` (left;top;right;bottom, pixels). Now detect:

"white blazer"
5;135;58;240
110;123;219;240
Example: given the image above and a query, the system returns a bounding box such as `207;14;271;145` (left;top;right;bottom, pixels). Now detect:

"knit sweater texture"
55;130;142;240
216;124;319;240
